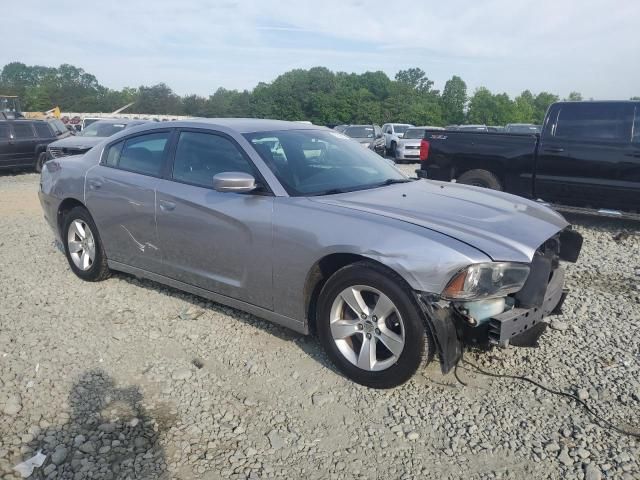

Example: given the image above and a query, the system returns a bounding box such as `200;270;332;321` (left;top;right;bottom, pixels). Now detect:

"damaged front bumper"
415;228;582;374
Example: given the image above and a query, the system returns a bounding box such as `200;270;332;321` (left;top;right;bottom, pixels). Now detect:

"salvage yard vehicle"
47;118;149;160
382;123;413;157
39;119;582;388
0;118;70;172
394;126;443;163
342;124;386;156
418;101;640;216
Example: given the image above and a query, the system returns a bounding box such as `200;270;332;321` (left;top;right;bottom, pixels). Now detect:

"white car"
382;123;413;157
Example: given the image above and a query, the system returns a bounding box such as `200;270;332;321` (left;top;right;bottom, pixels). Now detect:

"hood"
48;136;105;151
348;137;374;144
310;180;568;263
398;138;421;147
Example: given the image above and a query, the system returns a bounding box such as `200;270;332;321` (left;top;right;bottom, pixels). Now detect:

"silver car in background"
38;119;581;388
394;126;444;163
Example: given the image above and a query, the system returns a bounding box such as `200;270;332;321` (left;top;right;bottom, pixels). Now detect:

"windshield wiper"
378;178;413;186
310;188;349;196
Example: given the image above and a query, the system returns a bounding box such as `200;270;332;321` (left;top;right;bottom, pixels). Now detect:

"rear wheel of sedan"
317;261;433;388
62;206;110;282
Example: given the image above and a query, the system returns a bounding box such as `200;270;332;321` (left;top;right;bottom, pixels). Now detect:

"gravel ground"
1;169;639;480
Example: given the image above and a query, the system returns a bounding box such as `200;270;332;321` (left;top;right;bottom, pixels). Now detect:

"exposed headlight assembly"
442;262;530;300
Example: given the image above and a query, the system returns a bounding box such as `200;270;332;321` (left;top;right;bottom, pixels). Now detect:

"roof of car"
90;118;148;125
147;118;324;134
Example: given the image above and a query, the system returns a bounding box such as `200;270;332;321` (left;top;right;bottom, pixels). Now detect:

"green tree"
533;92;559;123
566;91;583;101
440;76;467;124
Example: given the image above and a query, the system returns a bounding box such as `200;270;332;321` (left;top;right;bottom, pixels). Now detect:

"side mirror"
212;172;257;193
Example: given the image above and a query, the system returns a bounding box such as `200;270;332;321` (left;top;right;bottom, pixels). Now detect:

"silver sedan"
38;119;581;388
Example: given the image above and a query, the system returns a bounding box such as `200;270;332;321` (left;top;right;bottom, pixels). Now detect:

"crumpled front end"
416;228;583;373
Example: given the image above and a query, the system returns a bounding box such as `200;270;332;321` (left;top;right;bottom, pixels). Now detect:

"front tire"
317;261;433;388
62;206;110;281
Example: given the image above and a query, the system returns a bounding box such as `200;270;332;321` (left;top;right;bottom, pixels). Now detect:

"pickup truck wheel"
457;169;502;190
317;261;434;388
35;152;47;173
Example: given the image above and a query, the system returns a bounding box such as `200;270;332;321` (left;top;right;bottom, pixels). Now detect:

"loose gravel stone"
1;171;638;479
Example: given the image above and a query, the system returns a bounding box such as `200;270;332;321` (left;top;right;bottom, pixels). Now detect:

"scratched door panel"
85;165;162;272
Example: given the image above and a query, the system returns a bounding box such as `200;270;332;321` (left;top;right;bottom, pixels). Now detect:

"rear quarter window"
34;122;53;138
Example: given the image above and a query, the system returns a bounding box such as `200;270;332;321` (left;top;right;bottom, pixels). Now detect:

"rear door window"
116;132;170;177
555;103;633;142
13;123;35;138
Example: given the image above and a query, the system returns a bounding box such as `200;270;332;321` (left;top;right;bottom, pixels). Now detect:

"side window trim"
100;128;175;178
168;127;273;195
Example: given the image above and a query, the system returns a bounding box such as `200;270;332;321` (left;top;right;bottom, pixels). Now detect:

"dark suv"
0;118;71;172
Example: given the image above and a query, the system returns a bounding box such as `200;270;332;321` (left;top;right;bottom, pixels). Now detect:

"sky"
4;0;639;99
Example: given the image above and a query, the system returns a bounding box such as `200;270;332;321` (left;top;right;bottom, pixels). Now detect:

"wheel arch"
57;197;88;237
303;253;414;334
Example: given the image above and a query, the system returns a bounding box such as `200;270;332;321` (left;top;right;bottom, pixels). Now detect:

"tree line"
1;62;629;127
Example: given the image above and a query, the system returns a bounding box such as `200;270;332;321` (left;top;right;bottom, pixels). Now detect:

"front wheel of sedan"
317;261;433;388
62;206;110;281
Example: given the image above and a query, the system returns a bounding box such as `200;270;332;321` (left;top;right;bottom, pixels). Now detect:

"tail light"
419;139;430;161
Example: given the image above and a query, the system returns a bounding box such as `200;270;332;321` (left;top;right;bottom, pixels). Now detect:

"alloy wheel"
329;285;405;371
67;219;96;271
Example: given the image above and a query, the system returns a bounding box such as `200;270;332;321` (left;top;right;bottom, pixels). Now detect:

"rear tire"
35;152;47;173
317;261;433;388
457;169;502;190
62;206;110;282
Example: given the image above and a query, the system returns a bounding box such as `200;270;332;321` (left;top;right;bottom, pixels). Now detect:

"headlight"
361;142;372;148
442;262;530;300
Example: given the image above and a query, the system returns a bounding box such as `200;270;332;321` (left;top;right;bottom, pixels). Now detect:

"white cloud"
3;0;639;99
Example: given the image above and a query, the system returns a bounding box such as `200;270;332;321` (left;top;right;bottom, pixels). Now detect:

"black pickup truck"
417;101;640;215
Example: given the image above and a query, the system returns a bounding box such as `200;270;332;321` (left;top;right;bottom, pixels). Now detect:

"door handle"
543;147;565;153
159;200;176;211
88;180;103;190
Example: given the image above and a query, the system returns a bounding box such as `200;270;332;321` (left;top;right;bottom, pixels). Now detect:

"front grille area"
48;147;88;158
405;145;419;150
48;147;66;158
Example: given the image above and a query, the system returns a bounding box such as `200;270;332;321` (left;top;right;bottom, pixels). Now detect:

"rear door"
155;129;274;309
10;122;37;166
0;123;12;167
535;102;635;210
85;130;172;272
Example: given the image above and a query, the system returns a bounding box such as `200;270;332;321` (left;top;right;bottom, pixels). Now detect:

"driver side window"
172;131;255;188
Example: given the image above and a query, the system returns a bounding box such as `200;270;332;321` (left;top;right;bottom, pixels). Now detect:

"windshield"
344;126;374;138
245;129;407;196
403;128;426;139
81;122;128;137
394;125;411;135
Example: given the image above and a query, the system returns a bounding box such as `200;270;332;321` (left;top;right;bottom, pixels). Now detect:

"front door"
155;129;274;309
85;130;172;272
